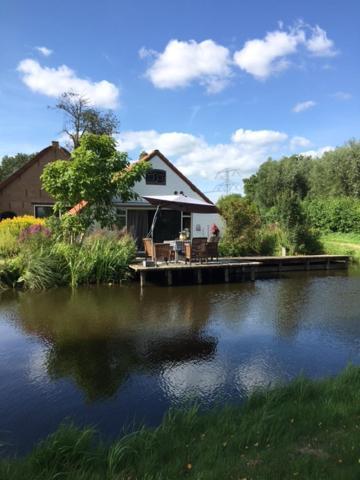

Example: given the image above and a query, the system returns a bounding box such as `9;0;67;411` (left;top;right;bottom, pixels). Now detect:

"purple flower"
19;224;51;242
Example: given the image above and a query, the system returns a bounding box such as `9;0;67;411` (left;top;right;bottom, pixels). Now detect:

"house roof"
68;199;88;216
141;150;214;205
67;149;215;215
0;142;70;192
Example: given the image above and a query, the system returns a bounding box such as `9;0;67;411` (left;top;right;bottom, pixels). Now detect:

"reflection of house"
0;141;69;219
0;143;223;243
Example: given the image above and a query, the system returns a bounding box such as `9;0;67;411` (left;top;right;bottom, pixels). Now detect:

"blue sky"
0;0;359;198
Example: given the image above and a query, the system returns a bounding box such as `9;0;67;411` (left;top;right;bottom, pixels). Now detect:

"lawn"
1;366;360;479
321;232;360;262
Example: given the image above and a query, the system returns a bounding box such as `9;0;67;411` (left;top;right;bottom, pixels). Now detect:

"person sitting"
208;223;220;243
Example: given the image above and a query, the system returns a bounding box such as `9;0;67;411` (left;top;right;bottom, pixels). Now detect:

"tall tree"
41;134;149;229
0;153;35;182
54;92;119;149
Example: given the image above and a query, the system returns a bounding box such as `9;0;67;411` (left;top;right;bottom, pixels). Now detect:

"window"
34;205;54;218
146;169;166;185
182;212;192;236
115;208;127;229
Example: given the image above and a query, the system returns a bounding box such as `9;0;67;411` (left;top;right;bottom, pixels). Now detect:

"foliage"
274;192;322;255
217;194;262;255
244;154;313;210
53;232;136;288
0;152;35;182
54;92;119;149
2;366;360;479
244;141;360;209
11;230;136;290
0;216;45;257
309;140;360;198
18;245;69;290
0;258;21;289
217;195;283;256
304;197;360;233
41;134;149;229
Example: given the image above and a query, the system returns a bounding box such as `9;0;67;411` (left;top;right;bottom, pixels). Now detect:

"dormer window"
146;169;166;185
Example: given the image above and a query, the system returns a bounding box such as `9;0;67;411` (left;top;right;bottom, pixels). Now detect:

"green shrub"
304;197;360;233
0;258;21;289
0;215;45;257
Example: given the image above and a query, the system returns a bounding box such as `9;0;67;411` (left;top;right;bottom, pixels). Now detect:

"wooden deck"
130;255;350;287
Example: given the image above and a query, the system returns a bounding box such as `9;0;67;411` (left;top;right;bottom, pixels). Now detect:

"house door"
149;209;182;243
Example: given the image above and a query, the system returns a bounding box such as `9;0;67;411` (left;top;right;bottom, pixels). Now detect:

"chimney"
52;140;59;148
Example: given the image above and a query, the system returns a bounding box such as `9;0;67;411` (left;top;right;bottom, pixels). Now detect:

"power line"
214;168;242;194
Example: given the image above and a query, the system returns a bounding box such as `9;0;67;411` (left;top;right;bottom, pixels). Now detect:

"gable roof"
0;142;70;192
140;150;214;205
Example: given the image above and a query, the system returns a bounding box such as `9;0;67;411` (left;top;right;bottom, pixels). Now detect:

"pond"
1;268;360;455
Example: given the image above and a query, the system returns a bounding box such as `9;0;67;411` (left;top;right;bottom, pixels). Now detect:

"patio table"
163;240;189;262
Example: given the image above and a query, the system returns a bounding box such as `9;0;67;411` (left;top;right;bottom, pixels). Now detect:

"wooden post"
196;269;202;284
250;266;256;281
306;260;310;271
326;260;331;270
166;270;173;286
241;265;245;282
140;271;146;288
224;268;230;283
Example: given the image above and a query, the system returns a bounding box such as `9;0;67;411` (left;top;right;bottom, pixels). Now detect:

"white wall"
116;154;224;238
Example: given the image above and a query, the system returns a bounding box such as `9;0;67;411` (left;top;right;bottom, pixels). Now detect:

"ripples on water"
1;268;360;454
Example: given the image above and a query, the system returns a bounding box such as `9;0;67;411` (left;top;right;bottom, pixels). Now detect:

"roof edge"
139;150;214;205
0;143;70;192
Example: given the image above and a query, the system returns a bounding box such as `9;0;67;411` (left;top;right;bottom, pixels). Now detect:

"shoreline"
2;366;360;479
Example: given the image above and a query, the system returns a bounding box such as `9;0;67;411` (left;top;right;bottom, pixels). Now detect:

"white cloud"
301;146;334;158
117;128;314;182
292;100;317;113
332;91;352;101
141;23;337;88
233;29;305;79
35;46;53;57
290;136;312;149
17;59;120;109
232;128;288;146
306;25;337;57
141;39;232;93
117;130;205;157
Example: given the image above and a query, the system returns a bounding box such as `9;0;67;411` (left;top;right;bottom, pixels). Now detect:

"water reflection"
1;269;360;455
5;287;217;401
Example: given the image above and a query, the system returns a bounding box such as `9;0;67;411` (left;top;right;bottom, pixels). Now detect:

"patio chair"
154;243;171;264
184;237;207;263
143;237;154;259
205;241;219;261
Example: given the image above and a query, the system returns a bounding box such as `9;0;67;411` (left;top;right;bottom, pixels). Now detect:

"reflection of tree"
273;274;310;338
47;337;141;401
13;286;216;401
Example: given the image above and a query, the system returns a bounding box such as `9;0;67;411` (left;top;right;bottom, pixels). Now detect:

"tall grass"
54;233;136;288
2;366;360;479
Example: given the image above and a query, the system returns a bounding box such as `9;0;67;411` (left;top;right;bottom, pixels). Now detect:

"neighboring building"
0;143;223;245
0;141;69;219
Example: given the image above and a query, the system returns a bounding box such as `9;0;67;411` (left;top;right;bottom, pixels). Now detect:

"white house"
113;150;224;247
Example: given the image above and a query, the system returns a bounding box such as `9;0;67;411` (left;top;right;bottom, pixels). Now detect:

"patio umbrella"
142;194;218;214
142;193;218;238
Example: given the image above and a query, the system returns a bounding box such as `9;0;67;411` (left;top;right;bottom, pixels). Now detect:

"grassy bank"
321;232;360;262
2;366;360;479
